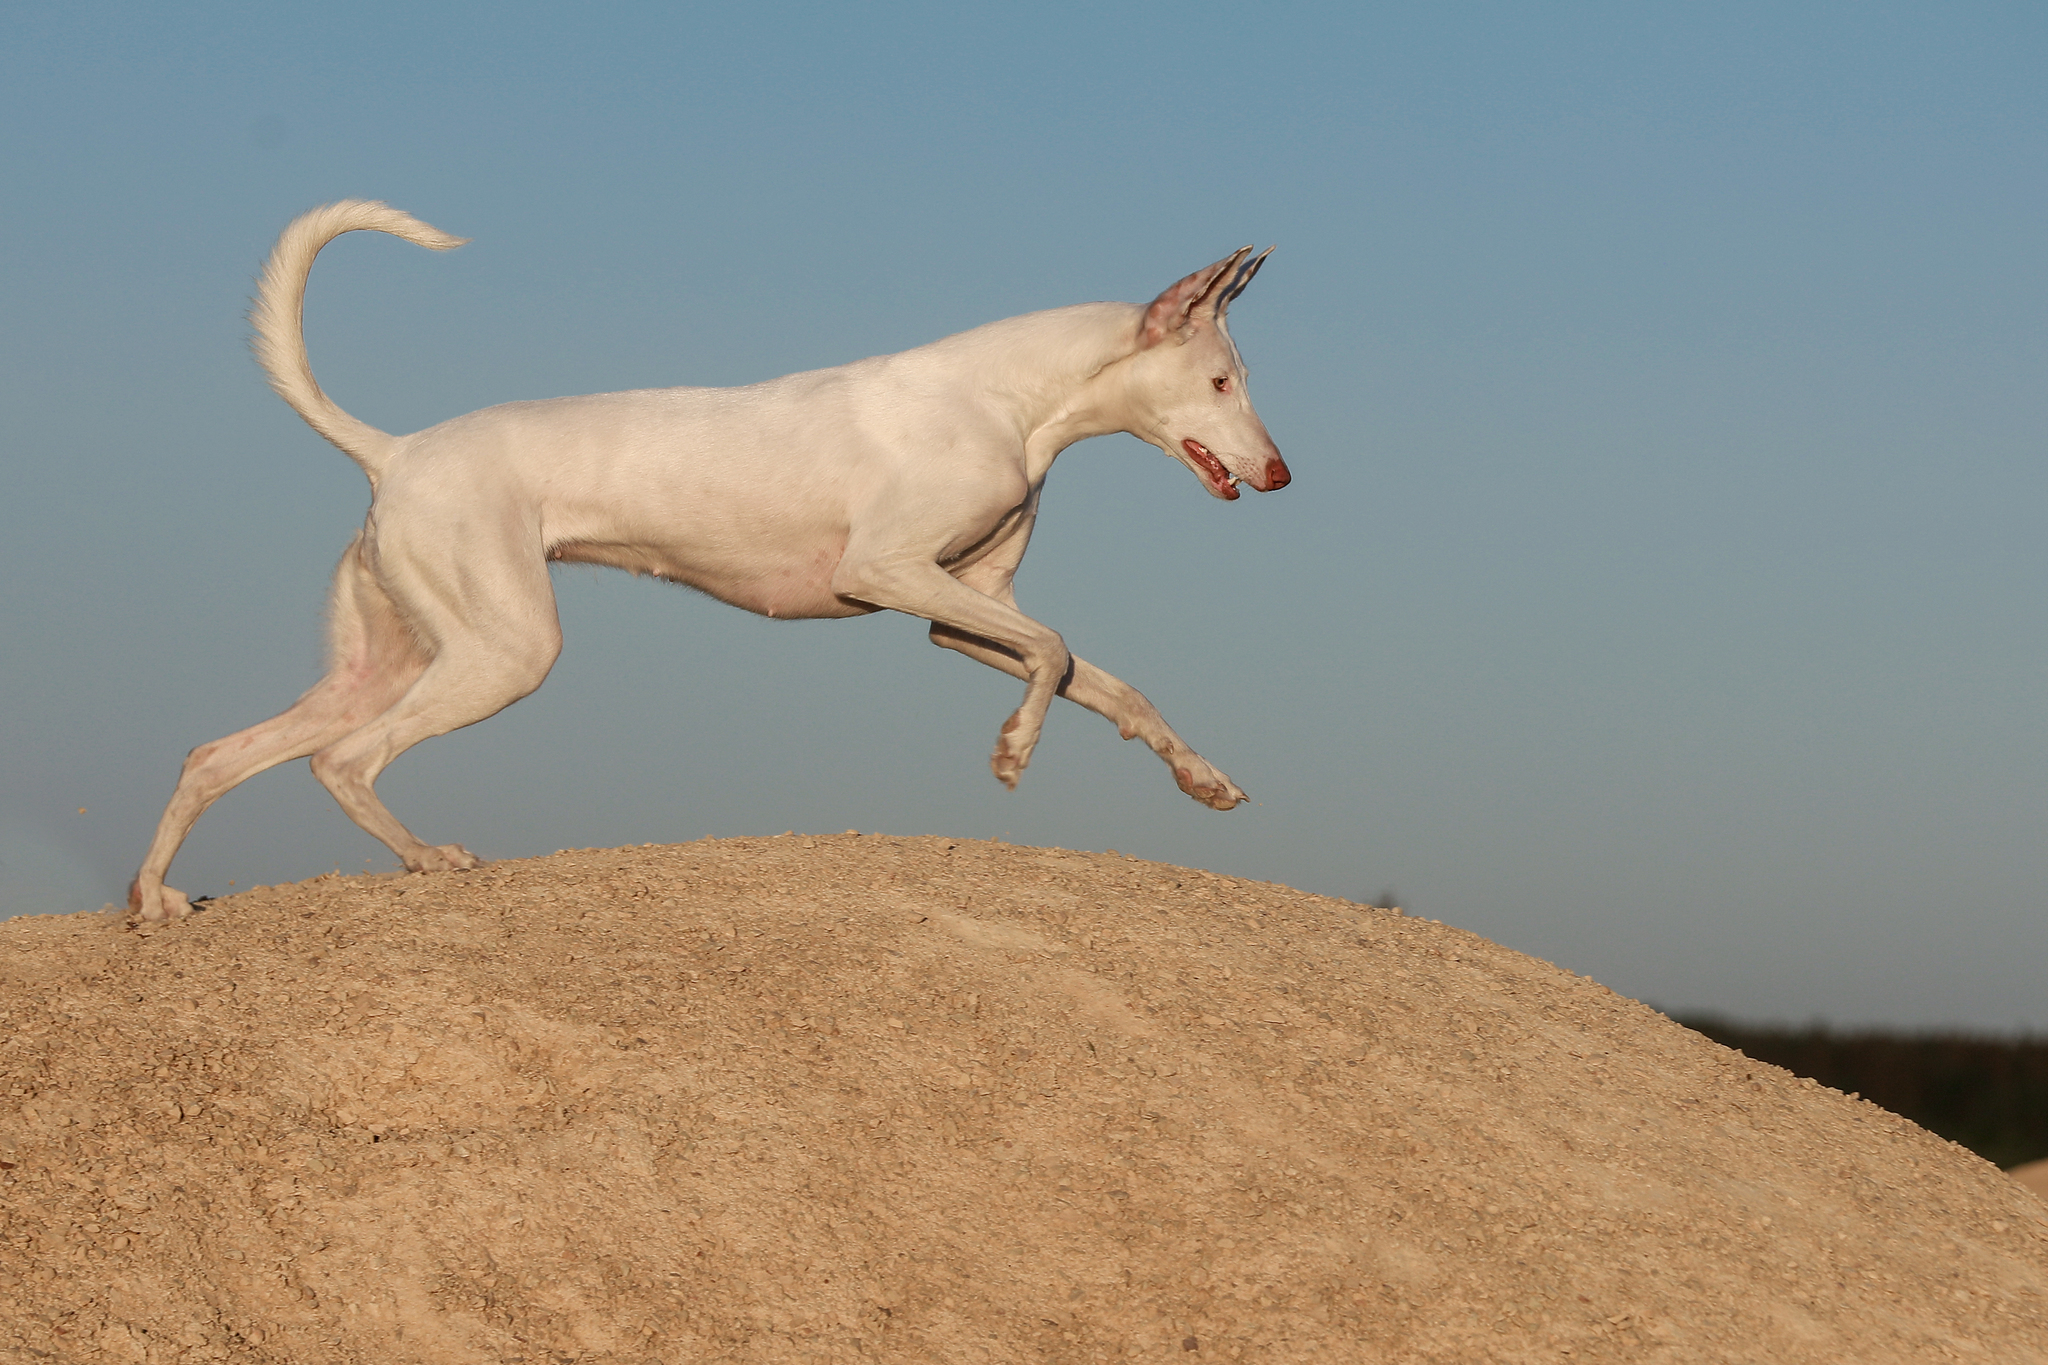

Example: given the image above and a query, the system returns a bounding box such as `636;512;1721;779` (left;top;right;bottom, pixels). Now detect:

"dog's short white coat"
130;202;1289;922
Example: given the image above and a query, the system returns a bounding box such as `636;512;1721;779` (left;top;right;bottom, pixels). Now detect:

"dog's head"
1124;247;1287;501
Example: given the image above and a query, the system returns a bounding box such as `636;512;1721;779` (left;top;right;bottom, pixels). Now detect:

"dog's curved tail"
251;200;468;486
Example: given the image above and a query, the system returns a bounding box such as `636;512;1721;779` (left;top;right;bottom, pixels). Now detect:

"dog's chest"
549;533;872;621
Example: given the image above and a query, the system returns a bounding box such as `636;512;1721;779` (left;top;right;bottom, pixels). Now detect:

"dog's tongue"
1182;439;1240;500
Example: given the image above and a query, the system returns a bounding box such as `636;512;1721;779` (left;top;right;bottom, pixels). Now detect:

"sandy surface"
3;833;2045;1364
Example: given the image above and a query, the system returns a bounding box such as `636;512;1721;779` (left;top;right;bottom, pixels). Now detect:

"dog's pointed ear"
1138;246;1255;348
1217;245;1274;316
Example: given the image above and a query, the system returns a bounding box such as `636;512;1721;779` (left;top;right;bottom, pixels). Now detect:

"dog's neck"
907;302;1150;484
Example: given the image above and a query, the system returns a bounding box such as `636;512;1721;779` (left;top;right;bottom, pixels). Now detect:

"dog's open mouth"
1182;439;1241;501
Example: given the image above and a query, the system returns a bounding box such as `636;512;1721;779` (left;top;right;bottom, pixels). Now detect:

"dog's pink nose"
1263;456;1291;491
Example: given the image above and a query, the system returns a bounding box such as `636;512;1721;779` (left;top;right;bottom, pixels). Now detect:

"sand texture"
2;834;2045;1364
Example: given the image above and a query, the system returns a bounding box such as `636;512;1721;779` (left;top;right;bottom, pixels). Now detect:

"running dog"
130;202;1288;921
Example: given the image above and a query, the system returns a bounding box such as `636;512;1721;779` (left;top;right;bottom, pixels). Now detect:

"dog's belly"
551;537;873;620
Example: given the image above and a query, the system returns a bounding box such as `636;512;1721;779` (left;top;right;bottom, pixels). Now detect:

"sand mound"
3;834;2044;1364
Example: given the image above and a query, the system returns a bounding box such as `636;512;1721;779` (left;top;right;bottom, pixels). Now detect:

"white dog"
130;202;1289;922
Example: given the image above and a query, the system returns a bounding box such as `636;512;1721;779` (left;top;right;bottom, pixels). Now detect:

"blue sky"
3;3;2043;1029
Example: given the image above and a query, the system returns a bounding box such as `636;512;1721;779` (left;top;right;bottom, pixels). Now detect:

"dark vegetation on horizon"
1679;1017;2048;1170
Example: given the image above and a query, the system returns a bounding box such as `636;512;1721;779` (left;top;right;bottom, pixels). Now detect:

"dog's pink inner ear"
1138;260;1230;348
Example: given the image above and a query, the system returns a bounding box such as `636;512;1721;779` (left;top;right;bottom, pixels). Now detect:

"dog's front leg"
928;627;1248;810
832;554;1069;788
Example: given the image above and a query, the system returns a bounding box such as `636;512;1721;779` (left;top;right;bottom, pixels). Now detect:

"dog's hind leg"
307;535;562;873
129;536;431;922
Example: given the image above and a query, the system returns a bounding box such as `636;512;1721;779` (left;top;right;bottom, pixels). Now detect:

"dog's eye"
1212;376;1231;393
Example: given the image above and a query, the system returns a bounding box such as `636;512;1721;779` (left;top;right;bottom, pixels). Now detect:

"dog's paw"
989;742;1026;790
407;843;483;873
1173;761;1248;811
127;879;193;926
990;712;1037;791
